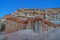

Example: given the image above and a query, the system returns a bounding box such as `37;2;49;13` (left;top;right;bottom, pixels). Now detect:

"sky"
0;0;60;18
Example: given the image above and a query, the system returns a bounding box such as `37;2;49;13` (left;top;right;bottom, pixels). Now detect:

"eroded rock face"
4;29;41;40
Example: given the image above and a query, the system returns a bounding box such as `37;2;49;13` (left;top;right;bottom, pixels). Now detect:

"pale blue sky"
0;0;60;18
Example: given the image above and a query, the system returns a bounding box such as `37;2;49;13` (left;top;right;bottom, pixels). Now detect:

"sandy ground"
43;28;60;40
4;29;41;40
1;28;60;40
0;32;5;40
